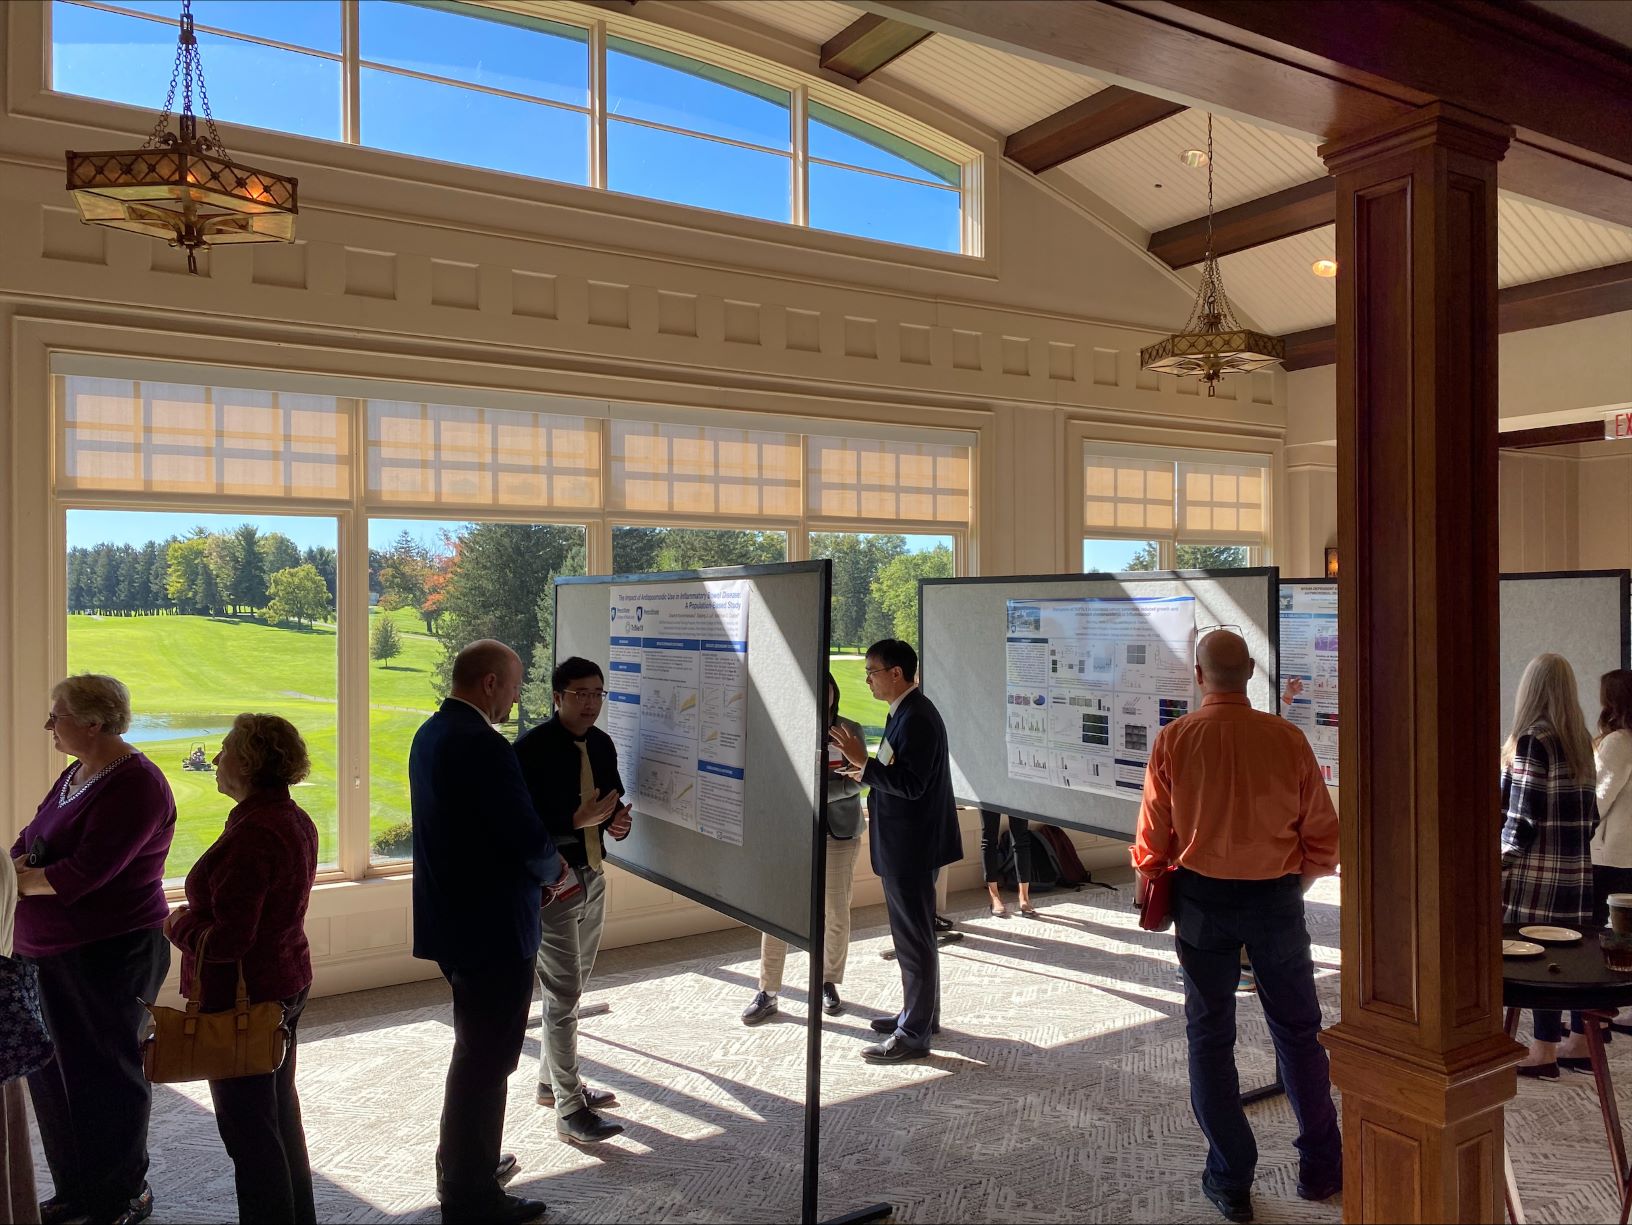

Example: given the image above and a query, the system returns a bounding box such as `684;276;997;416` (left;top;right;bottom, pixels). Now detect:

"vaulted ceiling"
707;0;1632;365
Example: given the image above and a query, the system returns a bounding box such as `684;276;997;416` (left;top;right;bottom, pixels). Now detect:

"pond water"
124;714;232;747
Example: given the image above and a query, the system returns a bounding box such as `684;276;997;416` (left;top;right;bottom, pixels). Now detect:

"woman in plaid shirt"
1503;653;1600;1078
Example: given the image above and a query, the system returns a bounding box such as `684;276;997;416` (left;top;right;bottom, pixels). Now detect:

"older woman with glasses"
11;675;175;1225
166;714;319;1224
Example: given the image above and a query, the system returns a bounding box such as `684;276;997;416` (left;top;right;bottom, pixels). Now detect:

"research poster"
1278;582;1340;786
606;580;749;845
1003;595;1198;797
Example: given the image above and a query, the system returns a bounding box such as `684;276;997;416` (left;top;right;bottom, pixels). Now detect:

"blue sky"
69;510;454;554
50;0;961;252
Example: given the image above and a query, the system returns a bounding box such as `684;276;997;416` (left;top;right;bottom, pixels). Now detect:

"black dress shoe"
536;1083;617;1109
558;1106;625;1144
442;1194;547;1224
1296;1168;1342;1202
869;1015;940;1035
741;990;779;1026
497;1153;518;1186
1201;1181;1253;1223
1558;1055;1593;1072
89;1184;153;1225
932;914;954;932
861;1035;930;1063
822;983;844;1015
39;1196;82;1225
1517;1062;1560;1079
879;947;897;961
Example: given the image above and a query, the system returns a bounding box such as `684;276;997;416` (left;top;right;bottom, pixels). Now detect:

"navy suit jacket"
862;687;963;878
410;699;562;968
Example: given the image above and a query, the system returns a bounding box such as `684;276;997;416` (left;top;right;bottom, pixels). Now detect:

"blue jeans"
1173;869;1342;1192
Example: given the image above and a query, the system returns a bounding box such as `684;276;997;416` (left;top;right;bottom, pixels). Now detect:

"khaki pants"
759;835;862;992
534;868;609;1117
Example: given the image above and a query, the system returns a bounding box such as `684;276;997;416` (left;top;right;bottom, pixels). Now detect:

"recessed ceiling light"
1180;148;1209;168
1312;259;1339;278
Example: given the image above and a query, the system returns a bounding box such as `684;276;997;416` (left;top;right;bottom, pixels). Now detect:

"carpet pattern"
26;878;1632;1222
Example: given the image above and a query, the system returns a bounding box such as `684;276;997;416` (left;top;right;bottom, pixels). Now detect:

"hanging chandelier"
1140;114;1282;395
64;0;297;274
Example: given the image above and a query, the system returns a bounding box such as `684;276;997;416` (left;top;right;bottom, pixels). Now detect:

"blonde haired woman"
1501;653;1600;1076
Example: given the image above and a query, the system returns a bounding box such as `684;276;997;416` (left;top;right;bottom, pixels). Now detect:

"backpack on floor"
1035;823;1091;886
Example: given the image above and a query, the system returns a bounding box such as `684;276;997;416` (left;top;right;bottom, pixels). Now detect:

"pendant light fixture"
1140;114;1283;395
64;0;298;274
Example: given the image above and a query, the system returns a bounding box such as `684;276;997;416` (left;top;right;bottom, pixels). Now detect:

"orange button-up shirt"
1132;691;1339;881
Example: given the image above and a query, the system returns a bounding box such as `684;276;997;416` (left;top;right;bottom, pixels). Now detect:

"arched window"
49;0;975;255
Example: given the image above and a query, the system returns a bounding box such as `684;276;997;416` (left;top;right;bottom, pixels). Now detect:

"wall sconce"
1324;547;1339;579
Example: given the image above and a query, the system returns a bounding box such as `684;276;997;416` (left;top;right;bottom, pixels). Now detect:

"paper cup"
1608;893;1632;936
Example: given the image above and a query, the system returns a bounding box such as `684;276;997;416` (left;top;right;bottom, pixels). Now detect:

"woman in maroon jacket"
165;714;319;1225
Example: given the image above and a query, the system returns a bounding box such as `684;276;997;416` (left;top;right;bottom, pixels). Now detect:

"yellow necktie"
577;740;602;870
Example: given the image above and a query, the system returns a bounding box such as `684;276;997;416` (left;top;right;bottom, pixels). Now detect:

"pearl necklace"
59;752;134;806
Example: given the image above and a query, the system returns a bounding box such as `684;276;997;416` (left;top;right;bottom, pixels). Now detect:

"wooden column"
1318;102;1523;1224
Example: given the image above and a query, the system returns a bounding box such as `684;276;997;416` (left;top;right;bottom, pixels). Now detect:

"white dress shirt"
1594;729;1632;868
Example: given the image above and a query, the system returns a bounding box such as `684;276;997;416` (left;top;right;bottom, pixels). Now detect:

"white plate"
1519;925;1582;943
1503;939;1545;957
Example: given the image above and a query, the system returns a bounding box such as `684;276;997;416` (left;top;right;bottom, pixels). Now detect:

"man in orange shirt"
1133;629;1340;1224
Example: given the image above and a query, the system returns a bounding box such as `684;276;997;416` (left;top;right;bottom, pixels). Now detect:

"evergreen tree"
151;540;175;613
258;532;301;579
67;548;89;613
226;523;268;614
370;615;404;664
432;524;586;726
302;546;338;604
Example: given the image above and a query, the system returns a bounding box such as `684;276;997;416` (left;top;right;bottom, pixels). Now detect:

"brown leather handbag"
142;930;289;1083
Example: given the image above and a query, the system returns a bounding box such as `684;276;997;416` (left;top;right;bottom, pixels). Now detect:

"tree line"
68;525;338;626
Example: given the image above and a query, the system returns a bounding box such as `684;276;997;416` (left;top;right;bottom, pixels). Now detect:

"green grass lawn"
64;615;888;881
67;608;444;878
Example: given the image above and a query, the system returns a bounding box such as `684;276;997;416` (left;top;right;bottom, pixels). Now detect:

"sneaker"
741;990;778;1025
1237;967;1257;993
822;983;844;1015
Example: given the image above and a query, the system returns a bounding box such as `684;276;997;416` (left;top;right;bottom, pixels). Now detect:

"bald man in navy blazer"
830;638;962;1062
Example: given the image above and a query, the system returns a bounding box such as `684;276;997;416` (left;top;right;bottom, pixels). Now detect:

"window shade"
55;375;351;499
610;421;800;517
367;400;600;509
806;435;970;523
1082;453;1175;532
1178;460;1267;542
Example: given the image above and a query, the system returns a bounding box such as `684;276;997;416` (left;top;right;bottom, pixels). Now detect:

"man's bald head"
450;638;523;722
1195;629;1254;693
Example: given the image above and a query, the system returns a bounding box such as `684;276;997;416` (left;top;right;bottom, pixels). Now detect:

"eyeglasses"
561;688;607;701
864;667;891;678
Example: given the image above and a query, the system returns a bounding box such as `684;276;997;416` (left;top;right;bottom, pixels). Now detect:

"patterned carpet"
25;877;1632;1222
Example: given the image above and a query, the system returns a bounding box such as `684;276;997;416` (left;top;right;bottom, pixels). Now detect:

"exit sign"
1607;411;1632;441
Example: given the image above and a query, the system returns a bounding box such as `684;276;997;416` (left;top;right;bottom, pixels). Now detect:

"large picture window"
1081;445;1270;571
52;362;973;887
49;0;975;255
66;508;340;881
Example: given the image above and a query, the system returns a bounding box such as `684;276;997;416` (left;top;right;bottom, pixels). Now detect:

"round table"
1503;925;1632;1225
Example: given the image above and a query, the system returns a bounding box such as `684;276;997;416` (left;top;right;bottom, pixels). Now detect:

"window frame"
1074;438;1275;575
41;0;984;258
44;354;975;890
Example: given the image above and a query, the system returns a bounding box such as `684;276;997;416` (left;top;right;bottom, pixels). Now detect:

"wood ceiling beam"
820;15;932;82
1498;422;1605;451
1004;87;1186;174
1148;178;1334;268
863;0;1632;227
1281;260;1632;370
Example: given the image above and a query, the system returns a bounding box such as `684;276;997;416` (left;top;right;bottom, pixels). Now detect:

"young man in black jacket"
514;657;629;1145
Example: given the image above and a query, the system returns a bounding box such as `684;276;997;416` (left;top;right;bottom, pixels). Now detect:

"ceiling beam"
863;0;1632;228
820;14;932;82
1004;87;1185;173
1148;178;1334;268
1498;421;1606;450
1281;260;1632;370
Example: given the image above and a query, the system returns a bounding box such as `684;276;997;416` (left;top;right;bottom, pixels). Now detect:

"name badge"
878;738;895;766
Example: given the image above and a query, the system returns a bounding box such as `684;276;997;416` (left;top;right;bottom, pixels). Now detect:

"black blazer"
862;688;963;877
514;715;625;871
410;700;562;968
